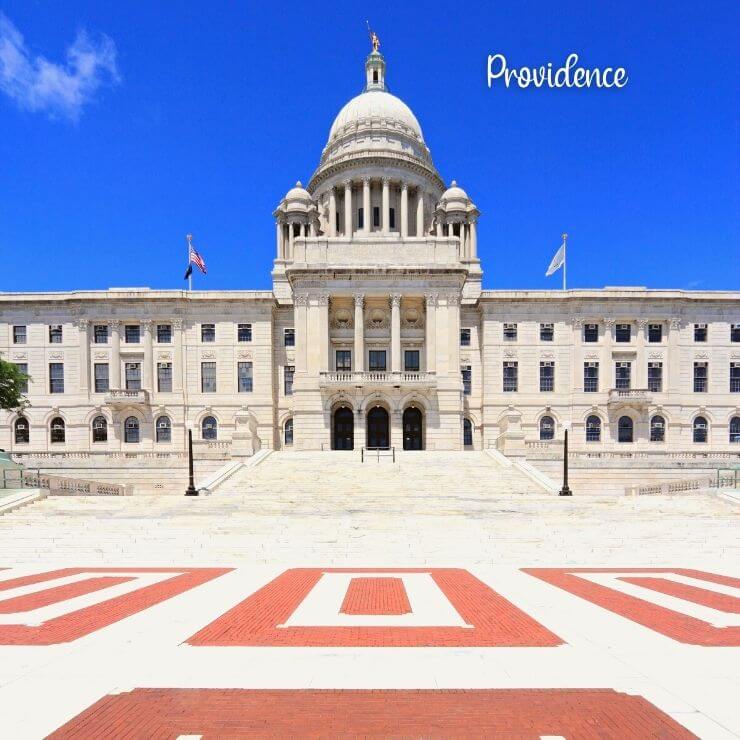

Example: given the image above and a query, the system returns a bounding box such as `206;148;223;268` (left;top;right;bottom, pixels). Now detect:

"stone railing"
607;388;652;407
104;389;150;406
319;370;436;387
628;473;738;496
12;451;186;462
1;468;130;496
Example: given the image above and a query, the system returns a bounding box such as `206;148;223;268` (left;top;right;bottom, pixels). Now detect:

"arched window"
156;416;171;443
92;415;108;443
730;417;740;444
650;415;665;443
14;416;29;444
618;416;633;443
284;418;293;447
693;416;708;443
463;418;473;447
124;416;140;443
50;417;65;444
539;415;555;441
202;415;217;440
586;415;601;442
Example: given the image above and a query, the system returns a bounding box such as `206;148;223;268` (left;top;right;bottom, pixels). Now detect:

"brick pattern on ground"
340;576;411;615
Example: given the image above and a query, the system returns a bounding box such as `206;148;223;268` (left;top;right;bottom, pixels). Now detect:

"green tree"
0;358;29;411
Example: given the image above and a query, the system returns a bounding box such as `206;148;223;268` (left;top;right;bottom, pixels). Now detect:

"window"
539;415;555;440
14;363;28;394
157;324;172;343
732;324;740;343
92;415;107;443
336;350;352;372
358;208;364;230
368;351;386;371
284;328;295;347
12;325;26;344
335;211;340;232
238;361;253;392
94;324;108;343
586;415;601;442
503;323;517;341
648;323;663;343
583;323;598;342
14;416;29;444
49;363;64;394
373;206;380;227
584;362;599;393
650;415;665;442
730;417;740;444
157;362;172;392
201;324;215;342
731;363;740;393
238;323;252;342
694;323;707;342
125;325;140;343
463;418;473;447
540;323;554;342
615;323;631;342
124;416;140;443
693;362;707;392
94;363;109;393
503;361;518;392
460;328;471;346
404;350;420;372
155;416;171;443
201;362;217;393
693;416;708;443
125;362;141;391
461;365;472;395
389;207;395;229
615;362;631;390
50;417;65;443
539;362;554;392
284;365;294;395
202;416;218;440
618;416;634;443
648;362;663;393
49;324;63;343
284;418;294;446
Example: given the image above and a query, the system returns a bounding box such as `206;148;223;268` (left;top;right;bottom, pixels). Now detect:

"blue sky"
1;1;738;293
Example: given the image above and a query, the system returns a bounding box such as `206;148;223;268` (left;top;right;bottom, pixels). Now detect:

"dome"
284;181;312;203
441;181;469;202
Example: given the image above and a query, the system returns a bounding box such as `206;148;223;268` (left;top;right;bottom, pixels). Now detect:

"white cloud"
0;13;119;121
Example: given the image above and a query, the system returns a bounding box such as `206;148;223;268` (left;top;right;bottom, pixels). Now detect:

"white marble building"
1;50;739;461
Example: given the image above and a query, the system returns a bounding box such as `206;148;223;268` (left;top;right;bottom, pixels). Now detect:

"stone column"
362;178;371;234
603;318;614;390
668;318;681;394
343;180;353;238
172;319;184;393
400;183;409;237
425;293;437;373
328;188;337;237
469;218;478;258
459;223;467;258
447;293;461;374
416;190;424;236
637;319;648;388
354;293;365;372
382;178;390;234
300;223;306;237
275;220;283;259
319;293;330;372
294;295;309;375
390;294;402;373
77;319;89;393
110;320;121;389
288;222;295;259
448;222;455;237
142;320;153;392
436;219;443;237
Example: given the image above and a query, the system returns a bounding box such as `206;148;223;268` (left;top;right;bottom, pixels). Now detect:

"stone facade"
1;51;739;460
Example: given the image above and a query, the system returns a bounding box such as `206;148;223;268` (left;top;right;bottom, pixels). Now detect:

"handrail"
361;446;395;463
1;467;128;496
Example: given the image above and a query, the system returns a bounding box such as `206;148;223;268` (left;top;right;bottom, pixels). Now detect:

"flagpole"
186;233;193;292
562;233;568;291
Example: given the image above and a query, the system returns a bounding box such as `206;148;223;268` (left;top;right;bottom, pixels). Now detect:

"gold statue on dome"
366;21;380;52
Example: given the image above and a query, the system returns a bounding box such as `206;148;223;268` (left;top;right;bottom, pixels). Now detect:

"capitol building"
1;49;739;464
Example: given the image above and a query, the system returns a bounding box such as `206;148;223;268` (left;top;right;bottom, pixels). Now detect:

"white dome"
442;181;469;201
284;181;312;202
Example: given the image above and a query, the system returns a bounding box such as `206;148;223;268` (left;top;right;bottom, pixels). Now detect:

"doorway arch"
402;407;423;450
333;407;354;450
366;406;389;449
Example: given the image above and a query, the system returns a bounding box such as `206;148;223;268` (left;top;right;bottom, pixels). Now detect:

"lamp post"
185;427;198;496
559;425;572;496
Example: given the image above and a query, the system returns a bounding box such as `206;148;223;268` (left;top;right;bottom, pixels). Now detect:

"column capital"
603;317;615;327
401;182;409;192
294;294;309;307
637;318;648;330
353;292;365;307
342;178;353;189
390;293;402;307
424;292;438;307
110;319;122;330
172;318;183;330
381;176;391;186
317;293;330;306
669;317;682;330
141;319;153;331
361;176;371;185
75;318;90;329
572;318;584;329
446;292;461;306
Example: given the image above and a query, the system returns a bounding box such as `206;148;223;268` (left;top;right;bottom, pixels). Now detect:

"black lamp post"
185;427;198;496
559;427;572;496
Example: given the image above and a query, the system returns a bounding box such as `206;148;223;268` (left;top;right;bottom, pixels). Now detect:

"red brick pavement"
188;568;563;647
523;568;740;646
340;577;411;615
48;688;696;739
0;576;134;613
619;576;740;614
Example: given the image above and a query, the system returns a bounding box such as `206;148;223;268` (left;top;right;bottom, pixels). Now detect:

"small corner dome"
441;180;470;202
284;181;312;203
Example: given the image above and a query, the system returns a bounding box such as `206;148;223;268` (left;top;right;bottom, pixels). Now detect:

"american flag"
188;242;207;274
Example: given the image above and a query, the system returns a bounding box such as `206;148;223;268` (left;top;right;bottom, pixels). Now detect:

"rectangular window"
584;362;599;392
238;323;252;342
368;350;387;371
49;362;64;394
157;362;172;392
94;363;109;393
648;323;663;343
404;350;420;372
461;365;472;395
14;363;28;394
732;324;740;343
539;361;554;392
125;325;140;344
157;324;172;343
94;324;108;344
201;361;217;393
615;361;631;390
389;207;396;229
336;211;340;232
694;362;708;392
503;361;518;392
460;328;471;346
49;324;63;343
731;363;740;393
13;325;27;344
358;208;364;229
503;323;517;341
694;323;707;342
373;206;380;227
336;350;352;372
201;324;216;342
648;362;663;393
615;323;631;342
540;323;554;342
284;328;295;347
237;361;253;392
125;362;141;391
284;365;294;396
583;323;598;342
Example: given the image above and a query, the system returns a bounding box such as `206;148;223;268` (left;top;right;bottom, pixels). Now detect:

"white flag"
545;241;566;276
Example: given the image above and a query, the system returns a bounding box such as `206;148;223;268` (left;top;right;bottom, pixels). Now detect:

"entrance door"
333;407;354;450
403;407;423;450
366;407;389;449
